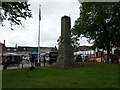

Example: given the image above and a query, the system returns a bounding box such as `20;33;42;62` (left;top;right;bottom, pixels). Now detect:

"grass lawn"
2;62;120;88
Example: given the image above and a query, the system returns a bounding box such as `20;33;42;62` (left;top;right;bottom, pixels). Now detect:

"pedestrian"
76;54;82;63
79;55;82;63
29;54;35;70
43;55;46;66
30;54;34;66
21;57;24;68
76;55;80;62
3;56;8;70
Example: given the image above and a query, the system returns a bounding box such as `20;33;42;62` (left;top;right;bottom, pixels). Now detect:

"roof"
0;42;5;45
18;46;55;49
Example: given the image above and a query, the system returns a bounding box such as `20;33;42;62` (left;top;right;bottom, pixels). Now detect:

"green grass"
2;62;120;88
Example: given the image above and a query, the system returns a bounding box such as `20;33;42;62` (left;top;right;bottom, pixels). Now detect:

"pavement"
0;63;31;70
0;65;3;70
0;62;49;70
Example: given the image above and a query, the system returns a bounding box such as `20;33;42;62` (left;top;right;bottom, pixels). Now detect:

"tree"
57;34;80;51
72;2;120;55
0;2;32;28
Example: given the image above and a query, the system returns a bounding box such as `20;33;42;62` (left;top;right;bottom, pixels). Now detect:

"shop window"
23;48;26;51
14;49;17;51
7;48;10;51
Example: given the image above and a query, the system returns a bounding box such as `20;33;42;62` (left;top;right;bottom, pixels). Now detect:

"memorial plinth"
51;16;80;69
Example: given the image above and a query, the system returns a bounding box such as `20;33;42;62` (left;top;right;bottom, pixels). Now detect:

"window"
7;48;10;51
23;48;26;51
14;49;17;51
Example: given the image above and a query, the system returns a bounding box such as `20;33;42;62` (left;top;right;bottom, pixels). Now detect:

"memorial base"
51;62;81;69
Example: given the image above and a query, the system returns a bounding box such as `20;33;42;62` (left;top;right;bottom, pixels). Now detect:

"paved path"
0;63;31;70
0;65;3;70
0;62;49;70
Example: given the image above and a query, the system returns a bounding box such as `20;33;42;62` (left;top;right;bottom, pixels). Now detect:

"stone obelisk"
52;16;80;69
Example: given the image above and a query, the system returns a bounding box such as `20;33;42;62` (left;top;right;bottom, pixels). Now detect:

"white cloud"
0;1;91;47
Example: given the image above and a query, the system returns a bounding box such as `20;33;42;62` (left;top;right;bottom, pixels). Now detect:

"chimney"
15;43;17;48
4;40;5;45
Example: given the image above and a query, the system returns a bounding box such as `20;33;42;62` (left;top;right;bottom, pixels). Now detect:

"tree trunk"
106;41;112;59
106;46;111;57
103;24;111;58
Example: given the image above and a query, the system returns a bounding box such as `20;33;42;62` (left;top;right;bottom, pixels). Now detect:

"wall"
0;44;3;64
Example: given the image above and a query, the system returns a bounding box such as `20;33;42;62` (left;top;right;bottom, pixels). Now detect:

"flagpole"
38;5;41;65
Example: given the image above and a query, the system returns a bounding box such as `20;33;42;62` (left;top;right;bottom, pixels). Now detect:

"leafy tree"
57;34;80;51
72;2;120;55
0;2;32;28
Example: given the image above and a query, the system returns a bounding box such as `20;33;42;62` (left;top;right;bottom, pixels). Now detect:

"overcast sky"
0;0;92;47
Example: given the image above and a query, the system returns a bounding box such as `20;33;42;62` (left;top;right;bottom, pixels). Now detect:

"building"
0;41;57;64
0;42;6;64
17;46;56;54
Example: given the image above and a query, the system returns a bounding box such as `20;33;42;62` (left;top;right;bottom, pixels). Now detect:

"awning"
22;54;29;56
3;53;22;56
30;51;40;55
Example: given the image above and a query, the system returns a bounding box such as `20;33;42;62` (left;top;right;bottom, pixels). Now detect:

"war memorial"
51;16;80;69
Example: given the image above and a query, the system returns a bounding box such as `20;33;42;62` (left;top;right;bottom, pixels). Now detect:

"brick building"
0;41;57;64
0;42;6;64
